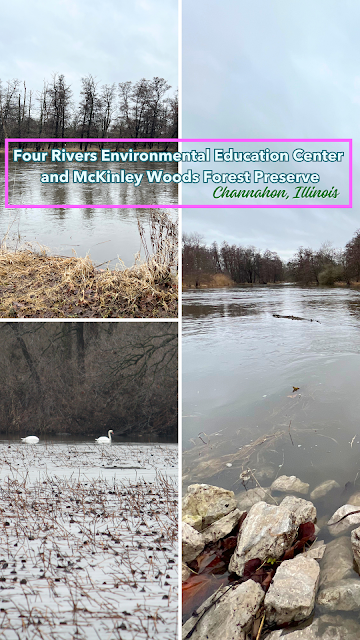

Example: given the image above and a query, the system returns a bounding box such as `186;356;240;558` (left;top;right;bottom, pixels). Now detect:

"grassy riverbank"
0;248;177;318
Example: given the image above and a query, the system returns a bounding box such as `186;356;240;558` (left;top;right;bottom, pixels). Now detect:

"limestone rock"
319;536;355;587
182;522;205;563
236;487;274;510
229;496;316;576
317;578;360;610
327;504;360;536
182;563;191;582
310;479;340;501
348;490;360;506
266;614;360;639
265;555;320;625
303;540;326;560
271;475;309;495
182;484;237;531
201;509;245;545
182;579;264;640
351;525;360;572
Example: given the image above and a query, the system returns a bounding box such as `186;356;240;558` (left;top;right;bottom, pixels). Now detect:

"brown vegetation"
0;211;178;319
0;248;177;318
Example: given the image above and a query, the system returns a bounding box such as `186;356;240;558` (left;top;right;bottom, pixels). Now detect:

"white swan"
95;430;114;444
21;436;39;444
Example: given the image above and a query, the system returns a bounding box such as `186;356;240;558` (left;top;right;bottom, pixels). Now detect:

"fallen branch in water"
273;314;321;323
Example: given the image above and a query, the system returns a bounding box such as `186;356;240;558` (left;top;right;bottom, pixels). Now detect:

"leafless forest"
183;228;360;286
0;322;177;439
0;74;177;144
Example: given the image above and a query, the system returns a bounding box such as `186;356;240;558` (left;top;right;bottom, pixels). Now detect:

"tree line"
183;228;360;286
0;74;177;145
0;322;177;440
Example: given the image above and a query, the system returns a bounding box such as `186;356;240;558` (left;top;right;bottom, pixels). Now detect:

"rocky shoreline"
182;474;360;639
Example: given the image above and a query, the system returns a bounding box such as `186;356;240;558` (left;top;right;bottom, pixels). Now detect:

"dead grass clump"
0;247;177;318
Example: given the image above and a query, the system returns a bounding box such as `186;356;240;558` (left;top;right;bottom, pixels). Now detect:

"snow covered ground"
0;442;178;640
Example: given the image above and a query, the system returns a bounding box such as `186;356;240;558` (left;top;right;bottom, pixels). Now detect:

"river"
1;156;177;268
183;283;360;516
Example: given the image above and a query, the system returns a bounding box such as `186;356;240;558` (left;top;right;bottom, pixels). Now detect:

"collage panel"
0;1;179;640
0;321;178;639
1;0;178;319
181;2;360;639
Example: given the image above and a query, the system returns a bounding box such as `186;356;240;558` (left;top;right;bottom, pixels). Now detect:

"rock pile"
182;477;360;639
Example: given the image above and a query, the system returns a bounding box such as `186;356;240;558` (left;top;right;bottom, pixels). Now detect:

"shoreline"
0;248;177;318
182;280;360;290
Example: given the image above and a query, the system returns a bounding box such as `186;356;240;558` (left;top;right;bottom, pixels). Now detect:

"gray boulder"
310;479;340;501
327;504;360;536
182;484;237;531
351;525;360;572
229;496;316;576
317;579;360;610
319;536;355;587
271;475;309;495
236;487;274;510
182;522;205;563
265;555;320;625
201;508;245;545
182;579;264;640
303;540;326;560
266;614;360;639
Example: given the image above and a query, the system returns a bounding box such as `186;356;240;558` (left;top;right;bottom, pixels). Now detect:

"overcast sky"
0;0;177;100
182;0;360;260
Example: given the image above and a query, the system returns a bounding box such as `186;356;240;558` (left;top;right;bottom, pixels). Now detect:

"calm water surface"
1;157;177;267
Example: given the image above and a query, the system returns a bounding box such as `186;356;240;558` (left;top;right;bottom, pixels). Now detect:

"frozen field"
0;442;178;640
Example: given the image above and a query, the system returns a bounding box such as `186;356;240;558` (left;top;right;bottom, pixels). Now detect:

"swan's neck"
107;431;112;440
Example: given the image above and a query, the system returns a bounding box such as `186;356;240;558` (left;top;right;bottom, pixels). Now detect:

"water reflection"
1;157;178;267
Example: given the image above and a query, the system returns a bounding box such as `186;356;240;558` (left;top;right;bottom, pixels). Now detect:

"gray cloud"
182;0;360;259
0;0;178;98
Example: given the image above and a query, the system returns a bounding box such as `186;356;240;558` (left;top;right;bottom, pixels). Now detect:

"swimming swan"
21;436;39;444
95;429;114;444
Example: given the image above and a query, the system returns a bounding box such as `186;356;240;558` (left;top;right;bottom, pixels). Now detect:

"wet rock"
351;526;360;572
253;464;276;482
182;579;264;640
236;487;274;510
317;578;360;610
201;508;245;545
327;504;360;536
271;475;309;495
182;522;205;563
229;496;316;576
303;540;326;560
182;563;191;582
265;555;320;625
315;514;329;531
310;479;340;501
182;484;237;531
347;491;360;506
266;614;360;639
319;536;355;587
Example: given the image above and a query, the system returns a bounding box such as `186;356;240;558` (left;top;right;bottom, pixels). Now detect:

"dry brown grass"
0;248;177;319
0;211;178;318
